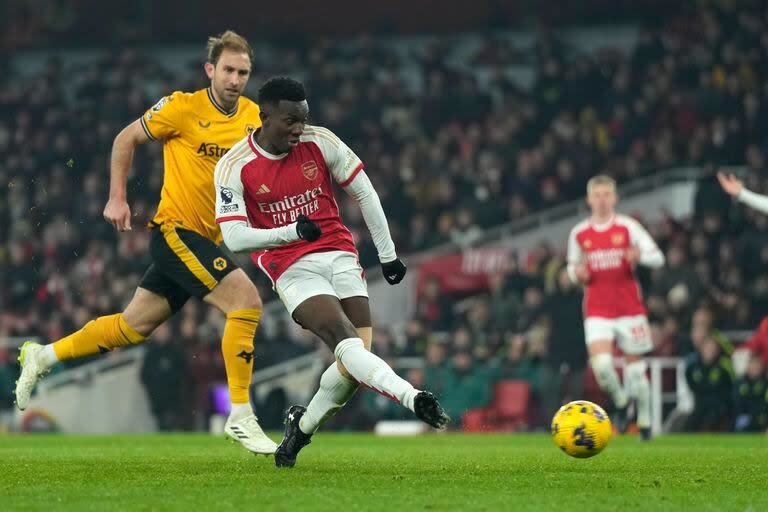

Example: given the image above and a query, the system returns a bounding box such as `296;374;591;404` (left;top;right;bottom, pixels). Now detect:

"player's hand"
626;246;642;267
103;197;132;232
296;214;321;242
717;171;743;197
574;263;590;284
381;259;407;285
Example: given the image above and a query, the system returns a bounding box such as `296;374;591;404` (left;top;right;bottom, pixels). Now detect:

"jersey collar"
207;88;239;117
248;129;289;160
590;214;616;232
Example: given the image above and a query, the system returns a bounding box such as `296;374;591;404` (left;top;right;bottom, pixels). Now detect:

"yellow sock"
52;314;147;361
222;309;261;404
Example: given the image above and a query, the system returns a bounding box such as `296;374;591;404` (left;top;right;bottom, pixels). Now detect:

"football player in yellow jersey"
15;31;276;454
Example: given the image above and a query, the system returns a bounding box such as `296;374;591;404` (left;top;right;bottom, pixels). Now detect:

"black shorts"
138;224;237;313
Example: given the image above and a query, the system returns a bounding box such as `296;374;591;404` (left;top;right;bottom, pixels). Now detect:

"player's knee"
240;289;263;310
589;353;615;385
625;360;649;392
230;283;263;311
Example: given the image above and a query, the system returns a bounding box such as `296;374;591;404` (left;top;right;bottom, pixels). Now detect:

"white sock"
590;353;628;408
334;338;419;412
229;402;252;421
39;344;60;370
299;363;358;435
626;360;651;428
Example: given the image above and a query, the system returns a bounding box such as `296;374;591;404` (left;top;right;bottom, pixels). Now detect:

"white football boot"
15;341;49;410
224;414;278;455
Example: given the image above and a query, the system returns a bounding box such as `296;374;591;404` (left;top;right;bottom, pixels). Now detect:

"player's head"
257;76;308;153
586;175;617;218
204;30;253;106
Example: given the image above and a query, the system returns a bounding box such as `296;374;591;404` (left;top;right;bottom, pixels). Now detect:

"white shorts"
584;315;653;355
274;251;368;315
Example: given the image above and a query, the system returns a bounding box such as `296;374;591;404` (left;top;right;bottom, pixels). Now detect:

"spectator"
496;335;539;392
685;337;734;432
487;272;521;332
449;208;483;248
733;355;768;432
0;349;16;412
415;277;453;332
539;268;587;416
440;352;491;422
423;343;449;398
140;324;188;431
401;320;430;357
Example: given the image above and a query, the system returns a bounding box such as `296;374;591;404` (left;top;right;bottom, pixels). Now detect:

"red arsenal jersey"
213;125;362;283
567;214;661;319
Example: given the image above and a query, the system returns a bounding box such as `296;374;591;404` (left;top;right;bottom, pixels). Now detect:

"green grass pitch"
1;433;766;511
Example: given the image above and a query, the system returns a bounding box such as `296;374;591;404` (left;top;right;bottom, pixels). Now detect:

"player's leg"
15;266;179;410
202;271;270;452
155;224;272;453
585;318;630;430
293;295;447;423
617;315;654;440
297;296;370;436
203;268;263;418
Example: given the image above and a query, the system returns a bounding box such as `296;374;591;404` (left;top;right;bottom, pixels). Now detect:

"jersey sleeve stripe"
215;215;248;224
303;126;340;149
339;163;364;187
139;117;157;141
216;141;251;185
223;146;250;184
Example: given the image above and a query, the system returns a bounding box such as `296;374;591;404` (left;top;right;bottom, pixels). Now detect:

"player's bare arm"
719;170;768;215
104;119;151;232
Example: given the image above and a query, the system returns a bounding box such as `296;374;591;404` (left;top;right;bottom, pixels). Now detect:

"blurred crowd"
335;166;768;430
2;1;768;431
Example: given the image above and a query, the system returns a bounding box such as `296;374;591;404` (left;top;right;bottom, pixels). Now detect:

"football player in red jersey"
567;175;664;440
214;77;449;467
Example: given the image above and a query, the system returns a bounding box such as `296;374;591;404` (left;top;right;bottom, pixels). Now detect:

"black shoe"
414;391;450;429
640;427;652;441
614;403;630;434
275;405;312;468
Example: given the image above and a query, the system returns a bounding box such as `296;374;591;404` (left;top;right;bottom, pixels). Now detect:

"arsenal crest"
612;233;626;246
302;161;319;181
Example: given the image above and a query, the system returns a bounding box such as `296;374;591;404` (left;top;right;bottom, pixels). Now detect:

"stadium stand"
2;1;768;431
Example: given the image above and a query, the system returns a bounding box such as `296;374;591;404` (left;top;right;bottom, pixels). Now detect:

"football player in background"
15;31;277;454
567;175;665;440
214;77;450;467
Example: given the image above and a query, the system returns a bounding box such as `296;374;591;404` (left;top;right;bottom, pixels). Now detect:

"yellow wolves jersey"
140;88;261;243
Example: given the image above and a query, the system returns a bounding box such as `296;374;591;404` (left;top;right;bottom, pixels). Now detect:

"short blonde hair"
207;30;253;66
587;175;616;194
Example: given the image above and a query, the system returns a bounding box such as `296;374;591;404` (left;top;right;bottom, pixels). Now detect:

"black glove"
381;259;407;285
296;214;321;242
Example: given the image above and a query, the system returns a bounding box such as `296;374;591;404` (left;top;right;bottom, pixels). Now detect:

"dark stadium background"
2;0;768;436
